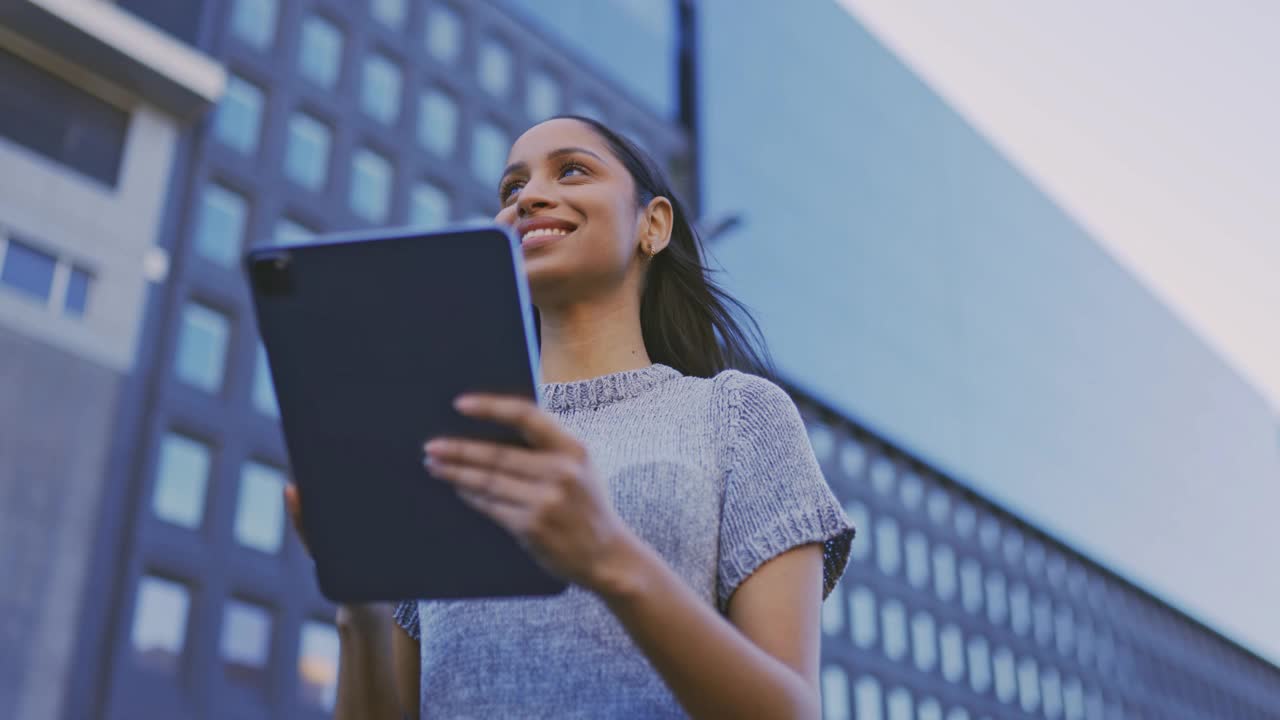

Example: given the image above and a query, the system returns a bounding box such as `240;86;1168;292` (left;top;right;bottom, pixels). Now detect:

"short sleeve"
714;370;856;613
392;599;420;641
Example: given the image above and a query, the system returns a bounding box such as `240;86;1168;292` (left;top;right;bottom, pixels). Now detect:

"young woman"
284;115;855;718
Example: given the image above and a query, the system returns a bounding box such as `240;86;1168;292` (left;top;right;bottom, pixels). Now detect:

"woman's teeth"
523;228;569;241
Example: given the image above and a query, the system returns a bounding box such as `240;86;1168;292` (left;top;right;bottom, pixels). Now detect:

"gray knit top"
393;362;855;718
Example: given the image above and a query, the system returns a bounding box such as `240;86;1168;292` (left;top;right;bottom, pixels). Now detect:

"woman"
284;115;855;718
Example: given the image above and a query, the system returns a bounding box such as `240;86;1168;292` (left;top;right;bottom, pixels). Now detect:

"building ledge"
0;0;224;118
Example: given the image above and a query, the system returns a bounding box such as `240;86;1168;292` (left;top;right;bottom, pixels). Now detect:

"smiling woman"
282;115;855;719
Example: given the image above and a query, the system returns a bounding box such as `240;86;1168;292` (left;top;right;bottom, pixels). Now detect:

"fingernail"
453;395;473;410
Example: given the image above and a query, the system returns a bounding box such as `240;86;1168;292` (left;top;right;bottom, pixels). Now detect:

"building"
0;1;1275;719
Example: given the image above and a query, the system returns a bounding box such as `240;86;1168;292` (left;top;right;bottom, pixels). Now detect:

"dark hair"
528;115;775;380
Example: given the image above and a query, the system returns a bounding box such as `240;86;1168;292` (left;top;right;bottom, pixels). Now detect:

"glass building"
1;1;1276;719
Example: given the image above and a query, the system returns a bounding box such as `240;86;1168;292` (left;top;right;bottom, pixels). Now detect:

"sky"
838;0;1280;415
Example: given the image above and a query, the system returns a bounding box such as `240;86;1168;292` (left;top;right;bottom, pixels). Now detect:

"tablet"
244;224;567;603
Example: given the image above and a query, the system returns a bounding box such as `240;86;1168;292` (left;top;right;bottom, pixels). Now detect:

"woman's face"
494;118;646;305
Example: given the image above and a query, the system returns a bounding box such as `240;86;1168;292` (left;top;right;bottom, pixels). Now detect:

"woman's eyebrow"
501;147;606;179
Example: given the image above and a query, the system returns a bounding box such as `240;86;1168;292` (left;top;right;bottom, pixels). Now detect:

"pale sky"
838;0;1280;415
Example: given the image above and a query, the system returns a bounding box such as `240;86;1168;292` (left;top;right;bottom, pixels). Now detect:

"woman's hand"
423;393;642;594
283;482;311;555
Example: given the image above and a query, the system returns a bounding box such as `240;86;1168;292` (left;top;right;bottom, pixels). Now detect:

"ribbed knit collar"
539;362;683;412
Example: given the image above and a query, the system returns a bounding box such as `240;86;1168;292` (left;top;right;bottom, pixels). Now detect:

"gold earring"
648;245;659;257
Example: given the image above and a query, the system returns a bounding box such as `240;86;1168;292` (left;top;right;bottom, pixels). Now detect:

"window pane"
993;646;1016;703
917;698;942;720
273;217;313;245
959;559;983;614
881;600;906;661
175;302;229;393
845;501;871;562
370;0;406;29
855;676;883;720
194;184;247;267
945;709;970;720
932;544;956;600
418;89;458;157
130;575;190;673
409;182;450;228
875;516;900;576
850;585;877;649
886;687;912;720
299;15;343;89
221;599;272;688
234;461;285;553
298;621;340;711
360;53;403;125
966;637;990;693
152;432;210;529
284;113;332;191
1034;594;1055;647
821;665;850;720
252;343;279;417
1018;657;1040;712
905;531;929;588
939;624;965;683
424;4;462;63
477;37;513;97
840;436;867;479
1;238;56;302
911;612;937;672
213;75;263;154
471;122;507;188
898;472;923;509
822;583;844;637
229;0;278;50
926;488;950;526
869;457;895;495
1010;582;1031;636
64;266;91;317
527;69;561;121
953;502;976;538
350;148;393;223
985;571;1007;626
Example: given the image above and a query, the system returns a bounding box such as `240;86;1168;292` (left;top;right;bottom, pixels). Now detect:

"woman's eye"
560;163;586;178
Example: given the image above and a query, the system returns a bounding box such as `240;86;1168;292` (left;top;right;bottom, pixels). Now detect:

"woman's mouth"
521;227;571;250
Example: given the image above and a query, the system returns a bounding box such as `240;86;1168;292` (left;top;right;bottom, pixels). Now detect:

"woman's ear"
641;196;674;253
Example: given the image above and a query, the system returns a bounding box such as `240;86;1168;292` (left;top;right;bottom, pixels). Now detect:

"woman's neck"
536;297;651;384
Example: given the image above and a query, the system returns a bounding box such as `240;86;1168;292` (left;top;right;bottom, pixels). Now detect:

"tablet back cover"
245;225;566;603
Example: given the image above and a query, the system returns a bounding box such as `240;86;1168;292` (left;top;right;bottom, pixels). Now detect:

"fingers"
426;458;546;507
423;437;554;480
453;394;582;455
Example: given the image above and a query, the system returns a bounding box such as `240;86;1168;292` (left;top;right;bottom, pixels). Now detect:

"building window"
854;676;883;720
806;420;835;463
959;558;983;614
213;74;263;155
992;646;1016;703
252;343;279;417
1055;605;1075;657
966;637;991;693
471;122;508;188
1034;594;1055;647
424;4;462;63
844;501;871;562
370;0;406;30
939;624;965;683
527;69;560;120
875;516;900;576
898;471;923;509
274;217;314;245
130;575;190;673
477;37;513;97
418;89;459;157
194;184;248;267
932;544;957;600
869;457;895;495
175;302;230;393
0;46;128;186
839;436;867;479
821;665;850;720
886;687;912;720
926;488;950;526
284;113;332;191
299;15;344;89
1002;528;1024;567
350;148;393;223
849;585;876;649
1010;582;1032;636
0;237;56;302
234;461;285;553
821;583;844;637
64;266;91;317
151;432;211;529
1062;676;1085;720
917;698;942;720
409;182;450;228
880;599;906;662
945;709;970;720
911;612;937;672
1041;667;1063;719
298;621;340;711
953;502;976;538
229;0;278;51
904;531;929;589
985;571;1008;626
1018;657;1041;712
360;53;403;125
221;599;272;688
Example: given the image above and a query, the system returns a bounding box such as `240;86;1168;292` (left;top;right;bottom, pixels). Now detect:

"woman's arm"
332;604;415;720
597;537;824;719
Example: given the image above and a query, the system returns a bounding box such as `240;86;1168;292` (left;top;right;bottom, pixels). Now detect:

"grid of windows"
812;409;1280;720
0;233;95;317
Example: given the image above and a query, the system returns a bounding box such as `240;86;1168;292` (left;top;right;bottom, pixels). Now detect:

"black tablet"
244;224;567;603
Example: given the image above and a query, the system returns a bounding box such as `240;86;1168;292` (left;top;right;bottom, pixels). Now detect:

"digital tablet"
243;224;567;603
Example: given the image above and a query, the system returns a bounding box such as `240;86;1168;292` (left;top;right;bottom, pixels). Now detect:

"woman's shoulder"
707;368;799;423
